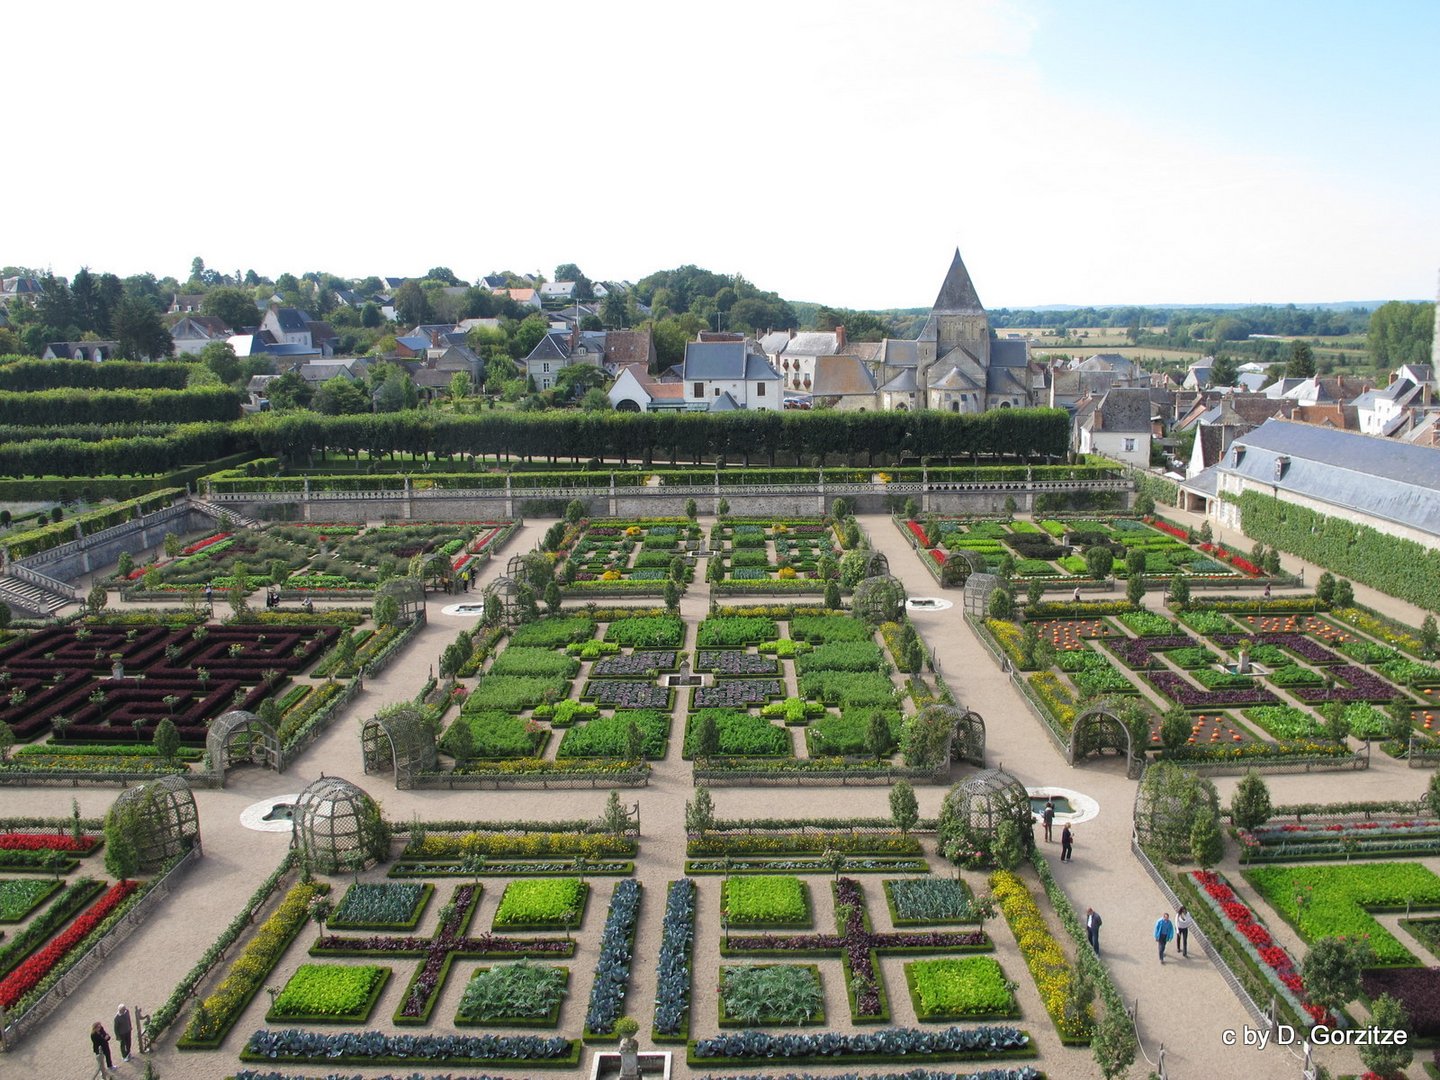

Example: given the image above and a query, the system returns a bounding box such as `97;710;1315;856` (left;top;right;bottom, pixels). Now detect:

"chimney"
788;328;796;340
835;324;846;349
570;322;579;352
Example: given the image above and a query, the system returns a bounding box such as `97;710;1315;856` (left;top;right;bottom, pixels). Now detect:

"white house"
608;364;688;412
680;339;782;410
1075;386;1153;468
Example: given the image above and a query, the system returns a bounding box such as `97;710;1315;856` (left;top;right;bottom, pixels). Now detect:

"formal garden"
972;582;1440;769
117;520;514;598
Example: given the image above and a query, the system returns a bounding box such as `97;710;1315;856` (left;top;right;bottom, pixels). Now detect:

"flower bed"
602;616;685;648
402;832;633;861
695;650;779;675
1360;967;1440;1039
0;832;99;853
239;1028;578;1067
454;961;569;1026
0;878;136;1012
486;647;581;680
789;615;876;644
0;878;61;922
1236;820;1440;863
590;651;679;677
688;1024;1032;1068
693;679;785;708
492;879;588;931
179;881;328;1049
1244;862;1440;965
1289;664;1401;704
466;674;573;713
797;670;896;707
885;878;979;926
698;617;779;648
583;878;641;1039
582;681;673;710
1117;611;1178;637
509;617;596;648
988;870;1093;1043
267;964;391;1023
723;876;811;928
906;957;1019;1020
1189;870;1325;1025
1243;706;1325;740
556;709;669;760
1147;670;1278;710
653;879;695;1042
329;883;433;931
0;878;104;981
689;833;922;858
720;964;826;1026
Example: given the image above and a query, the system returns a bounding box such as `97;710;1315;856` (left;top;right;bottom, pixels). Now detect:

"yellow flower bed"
989;870;1093;1043
985;619;1026;666
180;881;328;1046
1027;671;1077;731
410;831;633;858
777;567;798;579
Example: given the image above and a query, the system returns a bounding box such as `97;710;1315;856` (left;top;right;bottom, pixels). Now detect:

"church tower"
916;247;991;404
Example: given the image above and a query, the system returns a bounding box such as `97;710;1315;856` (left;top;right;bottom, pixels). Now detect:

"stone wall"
20;504;214;582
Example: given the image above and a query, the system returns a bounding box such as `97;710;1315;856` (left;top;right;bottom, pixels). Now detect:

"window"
693;382;704;397
714;387;720;396
756;382;765;397
1122;438;1137;452
542;363;550;374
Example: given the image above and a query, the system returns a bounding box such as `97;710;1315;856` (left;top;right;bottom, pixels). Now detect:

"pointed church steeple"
932;247;984;314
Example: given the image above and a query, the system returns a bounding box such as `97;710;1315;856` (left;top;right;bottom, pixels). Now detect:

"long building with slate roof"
1211;418;1440;545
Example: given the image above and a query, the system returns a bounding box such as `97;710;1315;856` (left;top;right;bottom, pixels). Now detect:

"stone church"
873;248;1034;412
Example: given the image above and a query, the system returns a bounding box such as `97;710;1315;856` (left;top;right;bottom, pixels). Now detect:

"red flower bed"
1148;518;1190;541
0;833;98;852
929;549;946;565
907;520;930;546
0;880;138;1008
1192;870;1328;1025
1229;555;1263;576
181;532;230;556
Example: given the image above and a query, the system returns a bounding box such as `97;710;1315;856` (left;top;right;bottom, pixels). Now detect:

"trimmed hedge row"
1237;490;1440;612
2;488;182;559
0;360;191;391
0;387;241;426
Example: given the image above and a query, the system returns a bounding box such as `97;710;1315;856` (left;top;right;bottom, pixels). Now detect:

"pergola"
108;775;201;871
292;775;388;874
361;704;437;789
206;709;282;784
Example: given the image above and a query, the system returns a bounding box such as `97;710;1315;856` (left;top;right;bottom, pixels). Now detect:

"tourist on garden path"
1072;586;1081;603
114;1004;132;1061
1060;823;1073;861
1041;799;1055;842
1176;906;1192;958
1155;912;1174;962
90;1021;115;1071
1085;907;1102;953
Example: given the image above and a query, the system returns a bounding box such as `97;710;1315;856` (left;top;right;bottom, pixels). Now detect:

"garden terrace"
0;622;339;744
1234;819;1440;863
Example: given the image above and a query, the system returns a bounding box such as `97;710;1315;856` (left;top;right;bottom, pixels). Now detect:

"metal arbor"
206;709;282;784
377;576;426;625
292;775;388;873
482;575;523;626
108;775;201;871
950;707;987;766
1069;701;1142;779
962;572;1003;618
360;704;437;789
938;767;1034;854
852;574;908;625
856;550;890;579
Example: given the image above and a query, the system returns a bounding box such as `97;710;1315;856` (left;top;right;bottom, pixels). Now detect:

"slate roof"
842;341;882;364
878;339;920;366
931;247;984;313
709;391;741;411
1224;419;1440;536
986;366;1030;397
929;365;983;391
395;336;431;353
782;331;843;357
758;330;793;355
272;307;312;333
1180;464;1220;497
879;368;920;393
682;341;780;381
172;316;231;338
526;332;572;363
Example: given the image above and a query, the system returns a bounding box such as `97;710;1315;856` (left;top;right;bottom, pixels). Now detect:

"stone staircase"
0;574;71;618
190;498;262;531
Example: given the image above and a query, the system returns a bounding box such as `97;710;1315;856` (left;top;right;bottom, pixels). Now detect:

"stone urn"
1237;644;1251;675
111;659;125;680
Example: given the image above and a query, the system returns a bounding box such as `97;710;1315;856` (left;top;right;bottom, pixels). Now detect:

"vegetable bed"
267;964;390;1023
905;957;1019;1020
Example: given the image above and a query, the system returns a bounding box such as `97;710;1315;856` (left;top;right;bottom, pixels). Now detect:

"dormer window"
1231;446;1245;466
1274;455;1290;480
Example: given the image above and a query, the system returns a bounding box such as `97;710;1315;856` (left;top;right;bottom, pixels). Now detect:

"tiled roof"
604;330;654;366
1091;387;1152;433
811;356;876;397
782;331;843;357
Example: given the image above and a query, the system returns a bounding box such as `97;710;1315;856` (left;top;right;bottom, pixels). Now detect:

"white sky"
6;0;1437;309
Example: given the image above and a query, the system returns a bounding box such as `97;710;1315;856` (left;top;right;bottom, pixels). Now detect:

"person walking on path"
1155;912;1175;963
1060;823;1073;861
1072;586;1082;603
1041;799;1055;842
113;1005;132;1062
1086;907;1102;953
1176;907;1192;958
90;1022;115;1072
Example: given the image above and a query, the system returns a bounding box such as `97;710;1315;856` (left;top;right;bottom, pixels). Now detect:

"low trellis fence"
279;678;364;767
691;765;949;786
1160;748;1368;778
965;612;1070;757
0;846;201;1050
410;767;650;790
0;767;221;790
